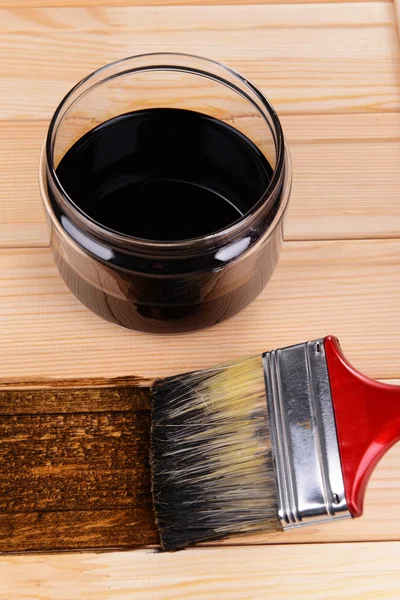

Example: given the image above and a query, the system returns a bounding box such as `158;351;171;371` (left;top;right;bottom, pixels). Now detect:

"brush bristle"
151;355;281;551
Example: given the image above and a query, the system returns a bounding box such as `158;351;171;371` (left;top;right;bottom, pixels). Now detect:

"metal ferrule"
263;338;350;528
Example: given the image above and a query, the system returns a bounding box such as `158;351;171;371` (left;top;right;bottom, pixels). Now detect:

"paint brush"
151;336;400;550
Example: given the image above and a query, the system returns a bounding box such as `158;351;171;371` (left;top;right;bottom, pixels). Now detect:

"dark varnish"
56;108;272;241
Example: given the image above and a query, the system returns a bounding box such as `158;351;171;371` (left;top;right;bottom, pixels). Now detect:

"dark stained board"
0;379;158;552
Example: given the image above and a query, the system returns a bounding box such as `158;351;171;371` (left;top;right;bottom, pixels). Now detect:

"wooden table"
1;0;400;597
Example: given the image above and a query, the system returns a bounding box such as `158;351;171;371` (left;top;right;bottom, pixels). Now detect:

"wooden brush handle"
0;379;157;553
325;336;400;519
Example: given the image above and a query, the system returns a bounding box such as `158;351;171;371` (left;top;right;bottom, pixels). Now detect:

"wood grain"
0;121;48;248
0;240;398;380
0;3;393;31
0;0;391;7
0;543;399;600
0;413;151;512
2;113;400;248
0;379;399;550
0;4;398;120
0;446;396;550
0;510;157;553
0;382;151;412
0;383;157;552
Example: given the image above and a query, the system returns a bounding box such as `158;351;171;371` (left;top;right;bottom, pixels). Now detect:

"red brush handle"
324;335;400;518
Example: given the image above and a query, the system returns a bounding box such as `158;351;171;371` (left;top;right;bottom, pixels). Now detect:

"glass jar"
39;53;292;334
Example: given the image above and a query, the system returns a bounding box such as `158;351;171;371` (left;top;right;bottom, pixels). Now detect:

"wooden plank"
0;4;398;120
2;114;400;248
285;112;400;239
0;240;399;381
0;382;151;412
0;543;399;600
0;373;398;550
0;0;391;7
0;446;397;550
0;120;48;248
0;388;399;550
284;111;400;142
288;139;400;240
0;3;393;31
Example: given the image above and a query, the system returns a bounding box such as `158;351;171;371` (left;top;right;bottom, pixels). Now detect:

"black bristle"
150;358;281;551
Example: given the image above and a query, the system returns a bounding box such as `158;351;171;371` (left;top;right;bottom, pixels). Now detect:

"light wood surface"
0;0;392;6
0;0;400;597
1;239;399;379
0;3;394;30
0;4;399;120
1;543;400;600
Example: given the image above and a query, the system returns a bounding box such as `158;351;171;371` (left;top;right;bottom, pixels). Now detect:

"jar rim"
45;52;286;251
